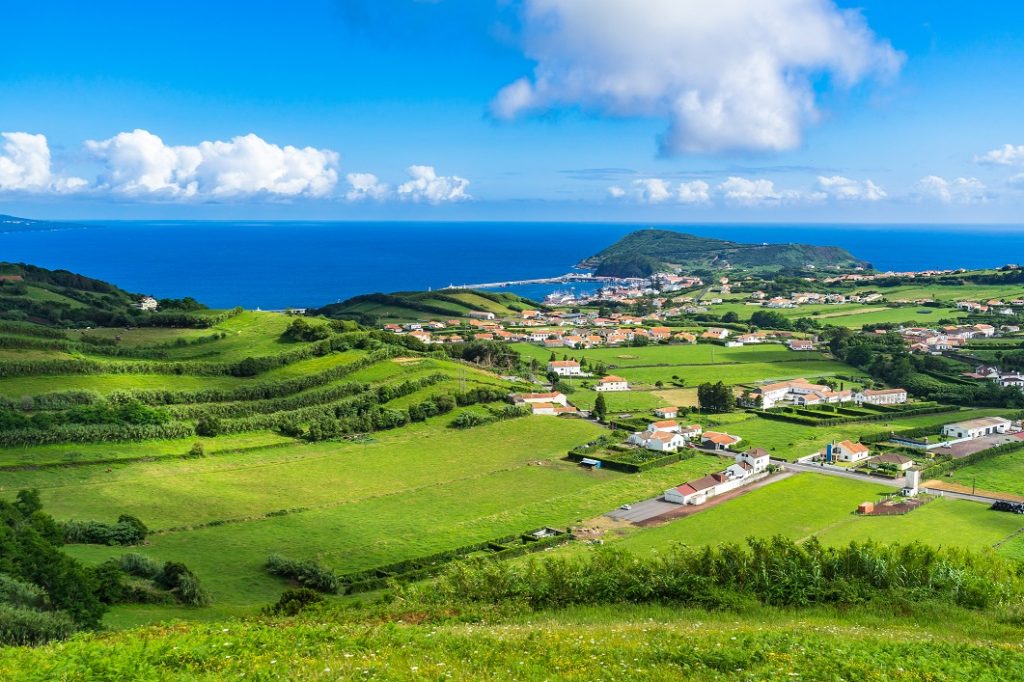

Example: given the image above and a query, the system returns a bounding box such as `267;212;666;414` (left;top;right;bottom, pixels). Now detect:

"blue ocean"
1;221;1023;309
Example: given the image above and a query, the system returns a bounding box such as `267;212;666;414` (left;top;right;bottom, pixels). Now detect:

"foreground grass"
2;602;1022;681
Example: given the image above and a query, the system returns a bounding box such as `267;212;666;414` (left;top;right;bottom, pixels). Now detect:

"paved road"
775;458;905;488
921;487;1004;505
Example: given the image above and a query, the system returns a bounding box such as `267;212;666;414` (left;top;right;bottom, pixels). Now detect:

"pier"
444;273;622;290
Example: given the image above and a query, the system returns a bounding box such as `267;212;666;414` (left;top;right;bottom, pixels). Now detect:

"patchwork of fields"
3;304;1024;633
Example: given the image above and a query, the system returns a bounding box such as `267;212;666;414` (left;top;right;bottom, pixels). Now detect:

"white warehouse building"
941;416;1012;440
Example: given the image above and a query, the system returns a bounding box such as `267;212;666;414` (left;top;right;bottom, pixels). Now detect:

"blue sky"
2;0;1024;221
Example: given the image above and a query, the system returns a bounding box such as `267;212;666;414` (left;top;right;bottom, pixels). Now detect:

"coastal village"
374;262;1024;518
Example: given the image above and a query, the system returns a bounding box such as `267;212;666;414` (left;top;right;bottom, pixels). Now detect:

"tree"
750;310;793;331
722;311;740;323
697;381;735;413
593;394;607;422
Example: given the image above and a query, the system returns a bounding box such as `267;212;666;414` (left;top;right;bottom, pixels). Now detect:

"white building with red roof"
594;375;629;392
547;360;583;376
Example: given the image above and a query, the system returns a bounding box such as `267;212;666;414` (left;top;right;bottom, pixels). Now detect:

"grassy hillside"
0;261;226;327
3;600;1023;680
579;229;870;277
313;289;543;323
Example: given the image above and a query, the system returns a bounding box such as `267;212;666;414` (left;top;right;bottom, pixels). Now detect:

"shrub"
264;588;325;616
155;562;211;606
0;575;47;611
449;411;493;430
265;554;340;594
62;515;149;546
0;604;76;646
119;553;161;580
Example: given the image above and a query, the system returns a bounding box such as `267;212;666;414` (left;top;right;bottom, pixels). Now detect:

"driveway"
606;498;680;523
930;431;1024;459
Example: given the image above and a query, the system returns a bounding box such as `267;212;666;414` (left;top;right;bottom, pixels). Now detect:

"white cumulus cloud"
345;172;390;201
494;0;902;154
975;144;1024;166
85;129;339;198
397;165;470;203
914;176;988;205
608;178;710;204
717;176;813;206
0;132;86;193
816;175;886;201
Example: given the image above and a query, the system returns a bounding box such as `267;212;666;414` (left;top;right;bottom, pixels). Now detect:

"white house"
942;416;1011;439
647;420;681;433
467;310;495;320
595;375;629;392
830;439;870;462
787;339;814;351
702;327;730;339
736;448;771;473
678;424;703;440
999;375;1024;389
664;449;769;505
701;431;742;451
854;388;908;405
654;406;680;419
136;296;158;311
629;429;686;452
548;360;583;377
663;472;727;505
512;392;568;407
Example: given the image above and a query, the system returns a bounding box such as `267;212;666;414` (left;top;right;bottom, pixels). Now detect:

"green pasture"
514;342;822;367
53;425;725;620
610;359;857;387
708;407;1006;461
945;449;1024;498
616;473;1024;555
0;430;295;469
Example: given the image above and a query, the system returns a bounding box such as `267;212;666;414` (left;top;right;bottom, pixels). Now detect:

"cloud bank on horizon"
0;130;470;204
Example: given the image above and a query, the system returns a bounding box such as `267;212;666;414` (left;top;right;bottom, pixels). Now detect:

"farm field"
705;302;968;328
944;449;1024;498
702;407;1007;461
0;372;251;397
9;415;729;624
615;473;1024;555
0;430;295;469
561;387;664;412
0;348;371;398
514;342;826;367
854;283;1024;302
610;358;856;386
816;497;1024;550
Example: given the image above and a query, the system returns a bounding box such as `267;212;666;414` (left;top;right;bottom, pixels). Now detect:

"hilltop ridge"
578;229;870;277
